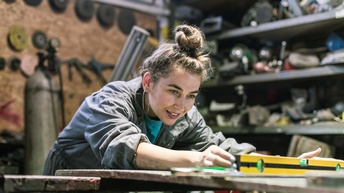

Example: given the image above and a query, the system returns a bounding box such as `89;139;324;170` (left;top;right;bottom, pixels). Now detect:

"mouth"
167;110;180;119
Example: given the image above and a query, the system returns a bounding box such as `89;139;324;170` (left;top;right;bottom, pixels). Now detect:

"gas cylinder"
24;56;59;174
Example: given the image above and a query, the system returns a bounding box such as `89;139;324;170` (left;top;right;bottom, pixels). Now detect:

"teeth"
171;112;177;116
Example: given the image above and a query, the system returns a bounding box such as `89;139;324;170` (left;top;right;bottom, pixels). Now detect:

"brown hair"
139;24;213;83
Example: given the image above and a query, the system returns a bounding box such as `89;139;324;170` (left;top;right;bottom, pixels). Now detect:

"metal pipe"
109;26;150;82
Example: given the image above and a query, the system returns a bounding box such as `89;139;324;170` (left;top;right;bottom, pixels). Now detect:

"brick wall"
0;0;157;133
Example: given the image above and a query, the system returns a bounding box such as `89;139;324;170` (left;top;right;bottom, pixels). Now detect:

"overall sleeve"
175;107;256;155
84;87;149;169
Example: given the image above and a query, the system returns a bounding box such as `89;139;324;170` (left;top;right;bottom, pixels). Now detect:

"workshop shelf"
202;64;344;88
207;9;344;41
211;124;344;135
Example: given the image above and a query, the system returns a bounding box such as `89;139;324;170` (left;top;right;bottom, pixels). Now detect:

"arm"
174;107;256;154
136;142;235;170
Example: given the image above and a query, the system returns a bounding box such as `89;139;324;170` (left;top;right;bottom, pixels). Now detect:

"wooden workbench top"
55;169;344;193
2;169;344;192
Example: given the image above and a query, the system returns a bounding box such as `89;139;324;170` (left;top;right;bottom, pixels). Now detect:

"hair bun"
175;25;204;50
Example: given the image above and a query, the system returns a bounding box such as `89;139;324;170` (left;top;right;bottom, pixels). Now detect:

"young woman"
43;24;321;175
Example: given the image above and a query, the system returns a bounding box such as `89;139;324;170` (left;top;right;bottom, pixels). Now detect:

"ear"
142;72;152;92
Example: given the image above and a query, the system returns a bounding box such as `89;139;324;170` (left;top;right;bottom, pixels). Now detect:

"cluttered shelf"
207;8;344;41
177;0;344;157
210;123;344;135
202;64;344;88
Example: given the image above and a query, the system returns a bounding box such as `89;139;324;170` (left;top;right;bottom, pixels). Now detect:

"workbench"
55;169;344;193
1;169;344;192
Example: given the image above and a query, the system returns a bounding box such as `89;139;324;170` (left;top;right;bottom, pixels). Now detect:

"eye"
187;94;197;99
169;90;179;95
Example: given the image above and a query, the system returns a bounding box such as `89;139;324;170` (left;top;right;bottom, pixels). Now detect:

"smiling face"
142;67;202;126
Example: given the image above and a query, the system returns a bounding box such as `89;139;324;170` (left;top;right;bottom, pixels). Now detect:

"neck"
143;91;154;118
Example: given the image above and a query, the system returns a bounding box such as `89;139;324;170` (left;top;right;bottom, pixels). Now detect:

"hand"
195;145;236;168
297;147;321;159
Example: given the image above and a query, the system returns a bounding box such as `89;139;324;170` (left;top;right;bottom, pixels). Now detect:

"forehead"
157;68;201;91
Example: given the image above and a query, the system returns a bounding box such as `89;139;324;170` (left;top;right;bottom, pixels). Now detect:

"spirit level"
235;154;344;175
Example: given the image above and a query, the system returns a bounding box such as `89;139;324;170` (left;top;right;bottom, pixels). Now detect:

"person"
43;24;321;175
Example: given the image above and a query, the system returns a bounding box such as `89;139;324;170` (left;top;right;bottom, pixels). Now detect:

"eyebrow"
168;84;199;94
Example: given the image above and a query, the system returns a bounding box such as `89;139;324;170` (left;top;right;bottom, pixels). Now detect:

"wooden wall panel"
0;0;157;134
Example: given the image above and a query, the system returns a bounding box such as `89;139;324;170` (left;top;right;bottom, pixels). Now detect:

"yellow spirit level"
235;154;344;175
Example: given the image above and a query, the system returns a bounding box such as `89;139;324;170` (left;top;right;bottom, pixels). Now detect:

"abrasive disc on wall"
75;0;94;22
118;9;136;35
24;0;42;6
97;4;115;28
0;57;6;70
32;31;48;49
8;56;21;71
7;25;29;51
49;0;69;13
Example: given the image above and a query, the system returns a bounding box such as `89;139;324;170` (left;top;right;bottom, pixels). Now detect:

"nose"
175;97;186;111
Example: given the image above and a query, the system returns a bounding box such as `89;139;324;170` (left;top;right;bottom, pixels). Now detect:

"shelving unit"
203;64;344;88
207;9;344;41
211;123;344;135
176;1;344;156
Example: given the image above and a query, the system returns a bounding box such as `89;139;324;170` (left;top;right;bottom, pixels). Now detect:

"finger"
209;146;236;162
298;147;322;159
212;152;237;168
212;154;232;167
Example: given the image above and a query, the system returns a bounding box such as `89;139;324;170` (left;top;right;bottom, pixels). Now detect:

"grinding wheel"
75;0;94;21
24;0;42;6
118;9;136;35
49;0;69;13
97;4;115;28
0;57;6;70
4;0;16;3
7;25;29;51
32;31;48;49
8;57;21;71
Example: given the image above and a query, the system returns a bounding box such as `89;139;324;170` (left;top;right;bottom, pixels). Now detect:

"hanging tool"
87;58;113;85
46;37;61;74
63;58;92;86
